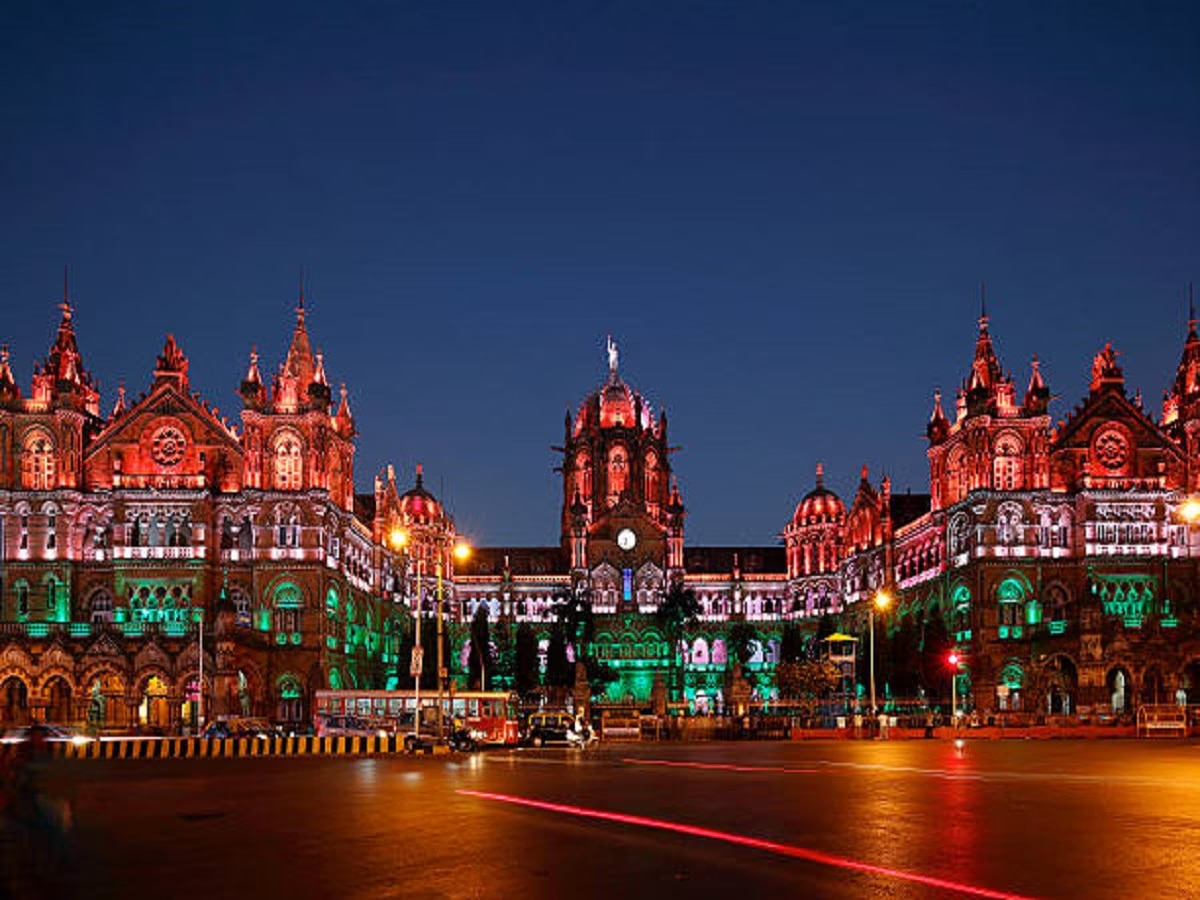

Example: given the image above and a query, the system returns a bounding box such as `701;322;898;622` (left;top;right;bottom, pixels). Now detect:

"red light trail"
621;758;819;774
457;789;1038;900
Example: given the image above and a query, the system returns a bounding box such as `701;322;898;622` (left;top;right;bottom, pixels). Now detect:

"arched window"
273;431;303;490
996;577;1025;637
230;588;251;628
277;674;304;723
88;589;114;624
607;446;628;507
644;451;660;503
574;452;591;502
993;435;1024;491
13;581;30;620
951;585;971;640
21;431;55;490
1045;584;1069;626
273;583;303;636
276;507;300;547
946;449;966;504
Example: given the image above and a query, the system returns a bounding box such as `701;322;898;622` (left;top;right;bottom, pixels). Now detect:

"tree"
467;605;493;690
492;622;516;690
779;623;805;664
655;582;700;700
583;656;618;699
514;623;539;697
553;585;595;647
776;659;843;717
544;624;572;689
726;622;760;669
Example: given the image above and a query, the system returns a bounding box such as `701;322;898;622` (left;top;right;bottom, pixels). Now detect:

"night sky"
1;2;1197;546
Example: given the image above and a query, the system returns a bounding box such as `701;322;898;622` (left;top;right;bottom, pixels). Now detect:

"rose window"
1094;429;1129;470
151;426;187;467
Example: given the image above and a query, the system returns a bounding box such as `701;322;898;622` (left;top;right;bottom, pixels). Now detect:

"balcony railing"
113;546;205;561
0;620;202;639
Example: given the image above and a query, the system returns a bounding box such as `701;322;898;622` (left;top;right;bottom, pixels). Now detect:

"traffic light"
947;652;960;667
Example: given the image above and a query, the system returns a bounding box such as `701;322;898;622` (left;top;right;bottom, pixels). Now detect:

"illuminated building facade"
3;288;1200;730
456;312;1200;717
0;294;418;730
867;308;1200;716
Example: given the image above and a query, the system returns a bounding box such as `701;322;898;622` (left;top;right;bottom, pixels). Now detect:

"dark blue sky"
2;2;1197;545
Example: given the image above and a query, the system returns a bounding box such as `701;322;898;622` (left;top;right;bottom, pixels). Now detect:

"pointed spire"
927;388;950;444
415;462;424;489
333;382;355;435
930;388;947;423
297;269;307;326
282;290;315;388
313;349;327;385
815;461;824;489
1166;285;1200;422
1024;354;1050;414
111;381;127;417
246;346;262;385
860;463;869;483
979;280;987;327
59;348;78;384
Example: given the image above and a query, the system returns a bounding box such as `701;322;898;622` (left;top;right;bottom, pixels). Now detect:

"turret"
0;345;19;407
927;389;949;444
239;347;266;408
1023;355;1050;415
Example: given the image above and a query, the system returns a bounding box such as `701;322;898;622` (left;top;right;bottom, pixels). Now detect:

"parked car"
316;715;383;739
522;711;575;747
201;718;278;740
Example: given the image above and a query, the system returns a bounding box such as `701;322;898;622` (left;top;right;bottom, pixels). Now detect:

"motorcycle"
565;722;597;750
447;727;479;753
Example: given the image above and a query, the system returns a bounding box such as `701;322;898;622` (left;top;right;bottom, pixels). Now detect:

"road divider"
40;735;448;760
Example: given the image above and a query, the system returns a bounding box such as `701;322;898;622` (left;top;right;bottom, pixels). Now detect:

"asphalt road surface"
6;739;1199;899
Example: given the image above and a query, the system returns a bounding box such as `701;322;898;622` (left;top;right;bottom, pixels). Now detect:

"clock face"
616;528;637;551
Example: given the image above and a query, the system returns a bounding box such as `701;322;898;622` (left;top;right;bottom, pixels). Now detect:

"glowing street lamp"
1180;497;1200;525
869;589;892;718
436;539;472;736
388;528;423;744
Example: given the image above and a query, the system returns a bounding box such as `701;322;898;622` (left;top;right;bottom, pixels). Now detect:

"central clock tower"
556;337;685;574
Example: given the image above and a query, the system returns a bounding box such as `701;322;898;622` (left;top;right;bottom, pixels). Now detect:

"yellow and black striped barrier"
47;734;445;760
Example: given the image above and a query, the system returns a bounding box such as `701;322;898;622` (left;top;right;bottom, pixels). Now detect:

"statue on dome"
606;334;619;374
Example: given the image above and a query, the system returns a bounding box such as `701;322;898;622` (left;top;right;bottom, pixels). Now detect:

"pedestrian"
877;710;888;740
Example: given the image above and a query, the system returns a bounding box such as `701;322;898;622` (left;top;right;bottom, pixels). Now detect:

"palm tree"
726;621;760;670
655;582;700;701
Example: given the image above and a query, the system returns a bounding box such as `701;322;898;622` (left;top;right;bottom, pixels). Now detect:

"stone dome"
792;463;845;526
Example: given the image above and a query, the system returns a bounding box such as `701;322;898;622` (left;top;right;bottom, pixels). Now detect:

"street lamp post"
392;527;470;745
869;590;892;718
390;529;423;743
435;540;472;742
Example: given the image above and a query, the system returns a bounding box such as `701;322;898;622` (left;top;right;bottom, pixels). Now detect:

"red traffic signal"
947;652;960;667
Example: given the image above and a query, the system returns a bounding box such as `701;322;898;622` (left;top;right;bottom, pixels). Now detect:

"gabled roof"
85;378;242;459
1053;385;1180;457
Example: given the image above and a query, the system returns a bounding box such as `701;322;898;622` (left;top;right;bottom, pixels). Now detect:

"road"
7;739;1200;899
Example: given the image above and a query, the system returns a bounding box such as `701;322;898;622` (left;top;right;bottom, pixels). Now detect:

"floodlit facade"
0;293;418;731
2;288;1200;731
